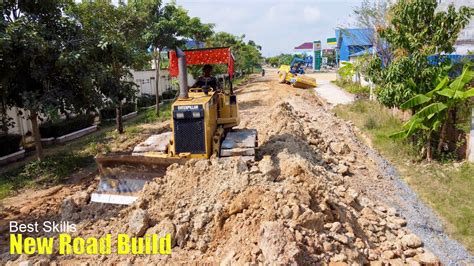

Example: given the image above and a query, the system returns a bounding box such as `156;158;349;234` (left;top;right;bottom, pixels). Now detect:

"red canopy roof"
168;47;234;78
294;42;313;50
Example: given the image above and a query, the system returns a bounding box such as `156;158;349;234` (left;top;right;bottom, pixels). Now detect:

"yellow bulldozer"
91;47;257;204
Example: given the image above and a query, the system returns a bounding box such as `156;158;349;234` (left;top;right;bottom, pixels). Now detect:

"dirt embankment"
2;73;442;265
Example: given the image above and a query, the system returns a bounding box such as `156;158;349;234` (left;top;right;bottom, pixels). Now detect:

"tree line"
1;0;262;161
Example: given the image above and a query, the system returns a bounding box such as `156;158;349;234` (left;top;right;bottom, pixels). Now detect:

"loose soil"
0;70;470;265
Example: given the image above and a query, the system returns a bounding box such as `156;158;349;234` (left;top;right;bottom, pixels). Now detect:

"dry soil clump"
6;103;440;265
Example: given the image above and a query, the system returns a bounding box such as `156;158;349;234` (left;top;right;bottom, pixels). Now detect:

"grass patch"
334;100;474;252
0;152;93;199
333;79;370;96
135;102;172;124
0;102;173;200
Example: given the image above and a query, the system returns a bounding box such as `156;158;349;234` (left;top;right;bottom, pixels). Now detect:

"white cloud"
303;7;321;22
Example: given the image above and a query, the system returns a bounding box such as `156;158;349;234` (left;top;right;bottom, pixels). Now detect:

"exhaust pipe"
176;48;189;99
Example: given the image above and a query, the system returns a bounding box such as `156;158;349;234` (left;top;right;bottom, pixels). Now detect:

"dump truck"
91;47;258;204
277;56;317;89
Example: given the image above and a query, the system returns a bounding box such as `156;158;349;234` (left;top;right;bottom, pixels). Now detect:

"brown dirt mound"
5;102;438;265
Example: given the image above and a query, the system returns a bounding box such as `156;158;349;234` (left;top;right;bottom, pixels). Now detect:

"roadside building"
335;28;374;63
348;47;373;63
293;42;314;68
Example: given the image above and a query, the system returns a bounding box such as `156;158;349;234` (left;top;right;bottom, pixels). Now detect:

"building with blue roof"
335;28;374;62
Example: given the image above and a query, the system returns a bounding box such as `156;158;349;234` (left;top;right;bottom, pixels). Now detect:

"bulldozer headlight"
192;111;201;118
176;113;185;119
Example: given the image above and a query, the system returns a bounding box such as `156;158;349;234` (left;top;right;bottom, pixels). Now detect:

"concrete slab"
222;129;257;149
221;129;257;158
133;132;171;154
314;79;355;106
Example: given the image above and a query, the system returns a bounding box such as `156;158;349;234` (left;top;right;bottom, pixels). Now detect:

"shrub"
100;103;136;120
161;90;177;100
0;134;22;157
39;114;95;138
137;94;156;108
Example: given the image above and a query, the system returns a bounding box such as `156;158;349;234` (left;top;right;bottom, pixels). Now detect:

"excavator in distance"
91;47;258;205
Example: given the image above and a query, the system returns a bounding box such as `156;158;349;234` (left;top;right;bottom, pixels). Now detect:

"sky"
167;0;362;56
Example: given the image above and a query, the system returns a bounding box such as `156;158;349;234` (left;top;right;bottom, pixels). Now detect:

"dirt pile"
7;102;440;265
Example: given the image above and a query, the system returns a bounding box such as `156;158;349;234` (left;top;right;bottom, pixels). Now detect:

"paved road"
304;72;355;106
315;79;355;106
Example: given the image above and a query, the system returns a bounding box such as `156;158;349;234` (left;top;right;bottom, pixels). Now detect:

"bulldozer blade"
221;129;258;160
91;154;186;205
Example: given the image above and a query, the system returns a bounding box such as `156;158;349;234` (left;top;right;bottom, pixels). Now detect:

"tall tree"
1;0;95;160
144;2;210;116
367;0;473;160
69;1;146;133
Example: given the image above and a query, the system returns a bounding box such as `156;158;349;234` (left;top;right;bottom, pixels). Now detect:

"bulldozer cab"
216;74;233;95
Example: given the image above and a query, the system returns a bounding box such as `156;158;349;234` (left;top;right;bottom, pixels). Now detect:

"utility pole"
369;0;380;101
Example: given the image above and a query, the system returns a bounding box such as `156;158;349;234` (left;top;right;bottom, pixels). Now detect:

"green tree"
144;2;212;116
371;0;473;108
266;54;293;67
69;1;147;134
1;0;97;160
207;32;262;74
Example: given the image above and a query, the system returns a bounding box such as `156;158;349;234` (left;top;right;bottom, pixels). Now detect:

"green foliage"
134;102;172;124
390;64;474;160
370;0;473;108
376;54;443;108
161;90;178;101
39;114;95;139
100;103;136;120
137;94;156;108
391;65;474;139
68;1;148;133
381;0;473;55
266;54;293;67
0;134;22;156
207;32;262;73
364;116;378;130
338;62;356;82
1;0;105;159
0;152;93;198
334;79;370;96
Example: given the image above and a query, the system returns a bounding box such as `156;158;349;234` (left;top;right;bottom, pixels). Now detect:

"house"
335;28;374;62
348;47;374;62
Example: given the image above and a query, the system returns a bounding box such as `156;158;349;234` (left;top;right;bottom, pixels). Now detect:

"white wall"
130;69;172;96
130;69;195;96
